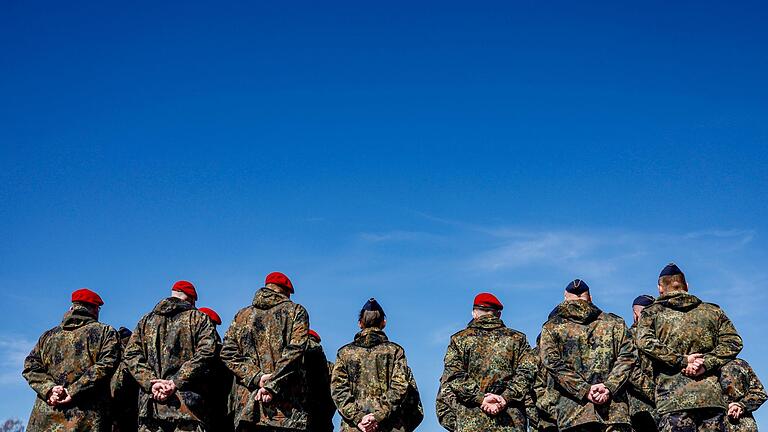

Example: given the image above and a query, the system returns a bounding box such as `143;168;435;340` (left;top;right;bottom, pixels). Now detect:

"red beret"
265;272;294;293
308;329;321;342
71;288;104;306
473;292;503;311
172;280;198;301
198;307;221;325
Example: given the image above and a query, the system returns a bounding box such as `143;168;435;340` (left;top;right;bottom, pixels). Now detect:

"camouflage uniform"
627;323;658;432
304;337;335;432
531;346;558;432
220;287;310;431
636;291;743;432
436;378;457;432
440;315;537;432
124;297;217;432
400;366;425;432
207;330;235;432
331;327;414;432
720;358;766;432
539;301;636;432
23;304;121;432
111;328;140;432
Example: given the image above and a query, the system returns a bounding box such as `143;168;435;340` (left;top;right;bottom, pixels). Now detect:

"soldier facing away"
221;272;310;432
304;329;336;432
720;358;766;432
198;307;235;432
331;298;419;432
123;280;218;432
111;326;140;432
636;263;743;432
23;288;121;432
440;292;537;432
539;279;637;432
627;294;659;432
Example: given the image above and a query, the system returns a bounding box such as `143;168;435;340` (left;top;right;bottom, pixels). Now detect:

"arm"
604;322;637;395
173;313;217;390
372;347;410;422
436;381;457;432
22;331;57;399
741;365;767;412
263;305;309;396
442;338;484;406
502;338;537;403
635;310;687;369
331;354;365;425
123;319;157;392
540;326;591;400
701;310;743;372
67;326;121;397
220;309;264;390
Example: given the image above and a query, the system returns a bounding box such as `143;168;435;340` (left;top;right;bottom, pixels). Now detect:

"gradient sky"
2;1;767;429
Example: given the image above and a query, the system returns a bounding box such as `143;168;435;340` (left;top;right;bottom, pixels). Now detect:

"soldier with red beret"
124;280;217;432
23;289;120;432
304;329;335;432
198;306;235;432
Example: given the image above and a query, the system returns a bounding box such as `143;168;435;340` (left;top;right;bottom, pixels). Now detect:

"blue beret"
632;295;655;307
565;279;590;295
659;263;683;278
362;298;385;316
118;326;133;340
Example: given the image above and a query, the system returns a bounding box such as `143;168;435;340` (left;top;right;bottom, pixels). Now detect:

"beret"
308;329;321;342
265;272;294;293
362;298;385;315
632;294;655;307
118;326;133;340
473;292;503;310
198;307;221;325
565;279;590;295
172;280;198;301
71;288;104;306
659;263;683;278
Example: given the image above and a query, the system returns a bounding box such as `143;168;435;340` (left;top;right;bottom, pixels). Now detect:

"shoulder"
336;342;359;358
449;327;474;343
382;340;406;355
500;326;529;341
601;312;628;326
37;326;62;345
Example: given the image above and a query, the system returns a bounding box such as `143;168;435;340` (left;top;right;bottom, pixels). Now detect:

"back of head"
359;298;386;329
658;263;687;294
564;279;592;302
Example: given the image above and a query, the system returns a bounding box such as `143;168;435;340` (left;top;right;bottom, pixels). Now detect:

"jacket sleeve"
540;325;591;400
331;353;365;425
22;331;57;399
741;365;767;412
220;309;263;391
263;304;309;397
372;346;410;423
701;309;743;372
67;326;121;398
123;318;157;392
443;337;485;406
502;337;537;403
635;310;688;369
604;321;637;395
173;312;217;390
435;381;457;432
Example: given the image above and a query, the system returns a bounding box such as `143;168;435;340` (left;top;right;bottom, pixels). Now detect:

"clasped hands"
357;413;379;432
46;385;72;406
727;402;744;420
682;353;707;377
587;383;610;405
481;393;507;416
150;379;176;401
253;373;274;404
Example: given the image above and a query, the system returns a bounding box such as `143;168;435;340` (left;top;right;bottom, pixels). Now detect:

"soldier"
720;358;766;432
636;263;743;432
124;280;217;432
539;279;636;432
23;288;120;432
440;293;537;432
221;272;310;431
111;326;140;432
331;298;418;432
627;295;658;432
304;329;335;432
198;307;234;432
531;336;558;432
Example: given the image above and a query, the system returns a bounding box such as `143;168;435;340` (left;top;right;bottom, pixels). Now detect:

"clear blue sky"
1;1;767;429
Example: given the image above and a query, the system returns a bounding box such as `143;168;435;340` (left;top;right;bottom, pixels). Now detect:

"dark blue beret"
362;298;385;316
632;295;655;307
118;326;133;340
565;279;590;295
659;263;683;278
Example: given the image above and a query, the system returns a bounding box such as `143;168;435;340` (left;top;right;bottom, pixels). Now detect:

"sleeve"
701;309;743;372
67;326;121;398
220;309;264;391
604;322;638;395
540;325;591;401
263;305;310;396
442;337;485;406
501;337;537;403
742;365;767;413
22;331;57;399
123;318;157;392
331;352;365;425
635;310;688;369
435;381;457;432
372;347;410;422
172;313;217;390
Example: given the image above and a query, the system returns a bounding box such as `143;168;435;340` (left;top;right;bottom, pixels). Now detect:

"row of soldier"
21;264;766;432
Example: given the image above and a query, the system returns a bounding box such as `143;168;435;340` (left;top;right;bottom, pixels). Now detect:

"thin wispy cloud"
0;335;34;386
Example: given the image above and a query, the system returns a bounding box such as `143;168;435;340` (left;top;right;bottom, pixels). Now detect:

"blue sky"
1;1;767;429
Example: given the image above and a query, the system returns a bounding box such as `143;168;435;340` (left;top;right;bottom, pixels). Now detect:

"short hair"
358;309;385;329
473;307;501;317
659;273;687;291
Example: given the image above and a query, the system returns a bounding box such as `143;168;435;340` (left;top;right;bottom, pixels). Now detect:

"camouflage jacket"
436;378;457;432
627;323;657;420
540;300;636;430
123;297;217;424
208;330;235;432
304;337;335;432
720;358;766;432
531;346;558;431
331;328;413;432
636;291;743;414
441;315;537;432
110;333;140;432
221;287;310;430
23;305;120;432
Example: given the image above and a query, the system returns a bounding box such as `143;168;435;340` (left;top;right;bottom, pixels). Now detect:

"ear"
381;319;387;330
657;283;663;295
358;320;364;330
